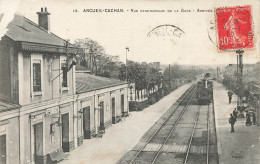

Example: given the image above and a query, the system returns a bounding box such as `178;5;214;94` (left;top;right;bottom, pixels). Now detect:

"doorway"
121;95;124;115
83;106;91;139
112;98;116;124
62;113;69;152
0;134;6;164
33;122;43;164
99;101;104;130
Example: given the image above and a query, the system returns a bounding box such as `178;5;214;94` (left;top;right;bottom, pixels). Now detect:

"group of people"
229;108;257;133
245;110;257;126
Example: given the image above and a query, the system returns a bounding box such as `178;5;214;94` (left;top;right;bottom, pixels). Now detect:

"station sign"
46;106;59;116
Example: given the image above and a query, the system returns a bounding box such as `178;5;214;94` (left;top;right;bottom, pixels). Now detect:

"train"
196;73;213;105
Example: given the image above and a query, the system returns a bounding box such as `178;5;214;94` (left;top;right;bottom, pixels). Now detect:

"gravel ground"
60;83;193;164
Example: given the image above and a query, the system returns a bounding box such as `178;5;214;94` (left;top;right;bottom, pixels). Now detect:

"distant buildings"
141;61;160;70
224;62;260;83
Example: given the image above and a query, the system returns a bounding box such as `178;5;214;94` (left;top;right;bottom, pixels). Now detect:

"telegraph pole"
236;49;244;116
125;47;129;82
125;47;129;115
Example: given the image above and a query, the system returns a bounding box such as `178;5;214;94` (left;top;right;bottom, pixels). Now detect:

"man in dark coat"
229;114;236;132
228;91;233;104
246;111;252;126
252;112;256;125
233;108;238;122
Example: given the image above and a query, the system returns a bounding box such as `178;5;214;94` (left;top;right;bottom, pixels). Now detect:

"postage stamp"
215;5;254;51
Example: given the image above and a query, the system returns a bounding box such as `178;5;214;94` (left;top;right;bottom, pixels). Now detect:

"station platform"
213;82;260;164
60;83;193;164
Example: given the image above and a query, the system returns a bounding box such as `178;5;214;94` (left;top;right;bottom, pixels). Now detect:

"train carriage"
196;74;213;105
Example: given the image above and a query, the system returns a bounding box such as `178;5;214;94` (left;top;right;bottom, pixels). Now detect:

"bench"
116;115;125;123
92;127;105;138
124;112;132;117
47;148;69;164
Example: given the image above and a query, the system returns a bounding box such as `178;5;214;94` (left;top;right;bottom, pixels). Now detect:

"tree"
74;38;105;75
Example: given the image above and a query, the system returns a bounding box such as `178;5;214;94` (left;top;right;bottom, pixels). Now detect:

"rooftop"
5;15;69;46
76;73;127;94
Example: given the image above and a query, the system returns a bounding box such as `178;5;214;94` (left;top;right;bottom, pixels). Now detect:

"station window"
33;60;41;92
61;63;68;88
31;55;43;97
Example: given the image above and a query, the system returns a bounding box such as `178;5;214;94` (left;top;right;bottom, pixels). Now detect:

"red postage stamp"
216;6;254;51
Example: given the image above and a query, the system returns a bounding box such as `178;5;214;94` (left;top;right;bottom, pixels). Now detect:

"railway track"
183;105;209;164
128;84;197;164
183;101;219;164
118;84;219;164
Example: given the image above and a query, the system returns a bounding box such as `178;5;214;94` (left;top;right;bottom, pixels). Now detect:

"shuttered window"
33;60;41;92
61;63;68;87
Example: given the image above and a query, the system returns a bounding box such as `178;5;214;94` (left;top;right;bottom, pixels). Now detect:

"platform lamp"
125;47;129;82
126;47;130;115
73;108;83;120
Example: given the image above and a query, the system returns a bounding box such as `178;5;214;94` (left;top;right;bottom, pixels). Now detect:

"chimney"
37;7;50;31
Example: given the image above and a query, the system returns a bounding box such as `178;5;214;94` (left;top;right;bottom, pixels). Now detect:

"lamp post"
125;47;129;115
236;49;244;117
125;47;129;82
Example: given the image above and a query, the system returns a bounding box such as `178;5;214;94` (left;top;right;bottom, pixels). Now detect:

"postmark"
215;6;254;51
207;20;216;44
147;24;185;38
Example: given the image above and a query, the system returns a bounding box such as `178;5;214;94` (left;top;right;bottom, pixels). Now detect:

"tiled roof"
0;101;20;113
5;14;69;47
76;73;126;94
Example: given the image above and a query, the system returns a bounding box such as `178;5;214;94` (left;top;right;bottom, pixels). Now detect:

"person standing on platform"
233;108;238;122
252;112;256;125
228;91;233;104
229;114;236;133
245;111;252;126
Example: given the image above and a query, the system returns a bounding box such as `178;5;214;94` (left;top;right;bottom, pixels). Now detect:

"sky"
1;0;260;65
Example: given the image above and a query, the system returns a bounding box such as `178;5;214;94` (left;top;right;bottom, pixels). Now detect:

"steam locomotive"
196;73;213;105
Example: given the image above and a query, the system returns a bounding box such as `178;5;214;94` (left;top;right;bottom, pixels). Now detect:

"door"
83;106;90;139
34;122;43;164
112;98;115;124
121;95;124;115
0;134;6;164
62;113;69;152
99;101;104;130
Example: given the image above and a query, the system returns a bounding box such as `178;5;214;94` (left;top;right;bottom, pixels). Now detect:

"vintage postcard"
0;0;259;164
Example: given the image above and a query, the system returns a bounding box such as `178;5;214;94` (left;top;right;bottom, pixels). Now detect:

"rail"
151;88;197;164
128;84;197;164
184;104;210;164
183;109;200;164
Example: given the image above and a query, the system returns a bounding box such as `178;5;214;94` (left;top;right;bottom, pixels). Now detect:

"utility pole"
236;49;244;117
125;47;129;115
125;47;129;82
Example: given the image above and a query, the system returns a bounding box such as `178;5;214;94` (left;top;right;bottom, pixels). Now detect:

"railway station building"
0;7;130;164
75;70;128;140
0;8;79;164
